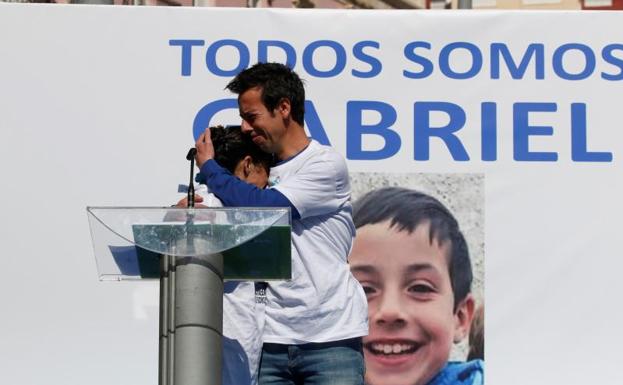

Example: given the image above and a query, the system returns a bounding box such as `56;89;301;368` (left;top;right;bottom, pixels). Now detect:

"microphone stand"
185;148;197;208
184;147;198;252
160;147;198;385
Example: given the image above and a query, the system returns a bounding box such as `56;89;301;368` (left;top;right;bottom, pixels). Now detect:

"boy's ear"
234;156;253;178
453;293;475;343
242;156;252;177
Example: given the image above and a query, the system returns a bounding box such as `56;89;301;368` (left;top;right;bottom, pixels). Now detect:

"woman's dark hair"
353;187;473;311
210;125;272;174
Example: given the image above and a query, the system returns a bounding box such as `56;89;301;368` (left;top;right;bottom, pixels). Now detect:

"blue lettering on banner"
169;39;205;76
192;99;613;163
346;101;400;160
302;40;347;78
352;41;382;78
206;39;250;76
304;101;331;146
439;42;482;80
491;43;545;80
192;99;239;140
481;102;497;161
414;102;470;161
177;38;615;163
258;40;297;69
552;44;596;81
513;103;558;162
570;103;613;162
601;44;623;81
170;38;623;82
193;99;331;145
403;41;433;79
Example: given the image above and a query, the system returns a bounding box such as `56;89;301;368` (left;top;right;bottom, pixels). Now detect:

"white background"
1;4;622;384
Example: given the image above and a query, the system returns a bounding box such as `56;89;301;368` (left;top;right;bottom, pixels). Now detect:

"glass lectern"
86;207;291;385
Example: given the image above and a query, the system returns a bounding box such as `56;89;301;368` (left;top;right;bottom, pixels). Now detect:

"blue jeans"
258;337;365;385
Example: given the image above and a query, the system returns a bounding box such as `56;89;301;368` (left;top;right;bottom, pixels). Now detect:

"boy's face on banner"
350;221;461;385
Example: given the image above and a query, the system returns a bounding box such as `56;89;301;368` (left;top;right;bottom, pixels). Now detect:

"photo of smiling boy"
349;187;484;385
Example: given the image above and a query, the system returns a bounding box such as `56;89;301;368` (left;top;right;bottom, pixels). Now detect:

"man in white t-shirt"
194;63;368;385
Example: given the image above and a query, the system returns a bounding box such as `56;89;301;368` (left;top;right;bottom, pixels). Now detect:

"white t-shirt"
264;139;369;344
177;184;264;385
222;280;264;385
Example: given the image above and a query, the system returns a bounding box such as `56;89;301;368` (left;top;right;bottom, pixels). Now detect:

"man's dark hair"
210;125;272;175
226;62;305;126
353;187;473;311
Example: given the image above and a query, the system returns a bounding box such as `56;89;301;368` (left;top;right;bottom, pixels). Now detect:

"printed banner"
0;3;621;385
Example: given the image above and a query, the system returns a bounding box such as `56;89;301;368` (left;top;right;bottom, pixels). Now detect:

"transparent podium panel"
87;207;291;281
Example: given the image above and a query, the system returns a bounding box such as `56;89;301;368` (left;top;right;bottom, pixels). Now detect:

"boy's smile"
350;221;472;385
364;338;424;370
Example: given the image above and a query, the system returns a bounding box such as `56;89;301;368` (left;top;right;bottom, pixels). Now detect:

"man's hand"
164;195;208;222
195;127;215;168
174;194;206;208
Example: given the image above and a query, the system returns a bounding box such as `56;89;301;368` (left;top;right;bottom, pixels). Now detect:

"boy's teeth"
372;343;415;354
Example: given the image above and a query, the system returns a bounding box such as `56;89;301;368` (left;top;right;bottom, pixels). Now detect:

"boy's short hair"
226;62;305;126
210;125;272;174
468;304;484;361
353;187;472;310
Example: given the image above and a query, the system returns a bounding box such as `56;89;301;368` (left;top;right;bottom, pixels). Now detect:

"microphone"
186;148;197;208
186;148;197;160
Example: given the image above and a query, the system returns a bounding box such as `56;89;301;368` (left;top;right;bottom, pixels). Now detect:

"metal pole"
168;255;176;385
159;254;169;385
174;254;224;385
